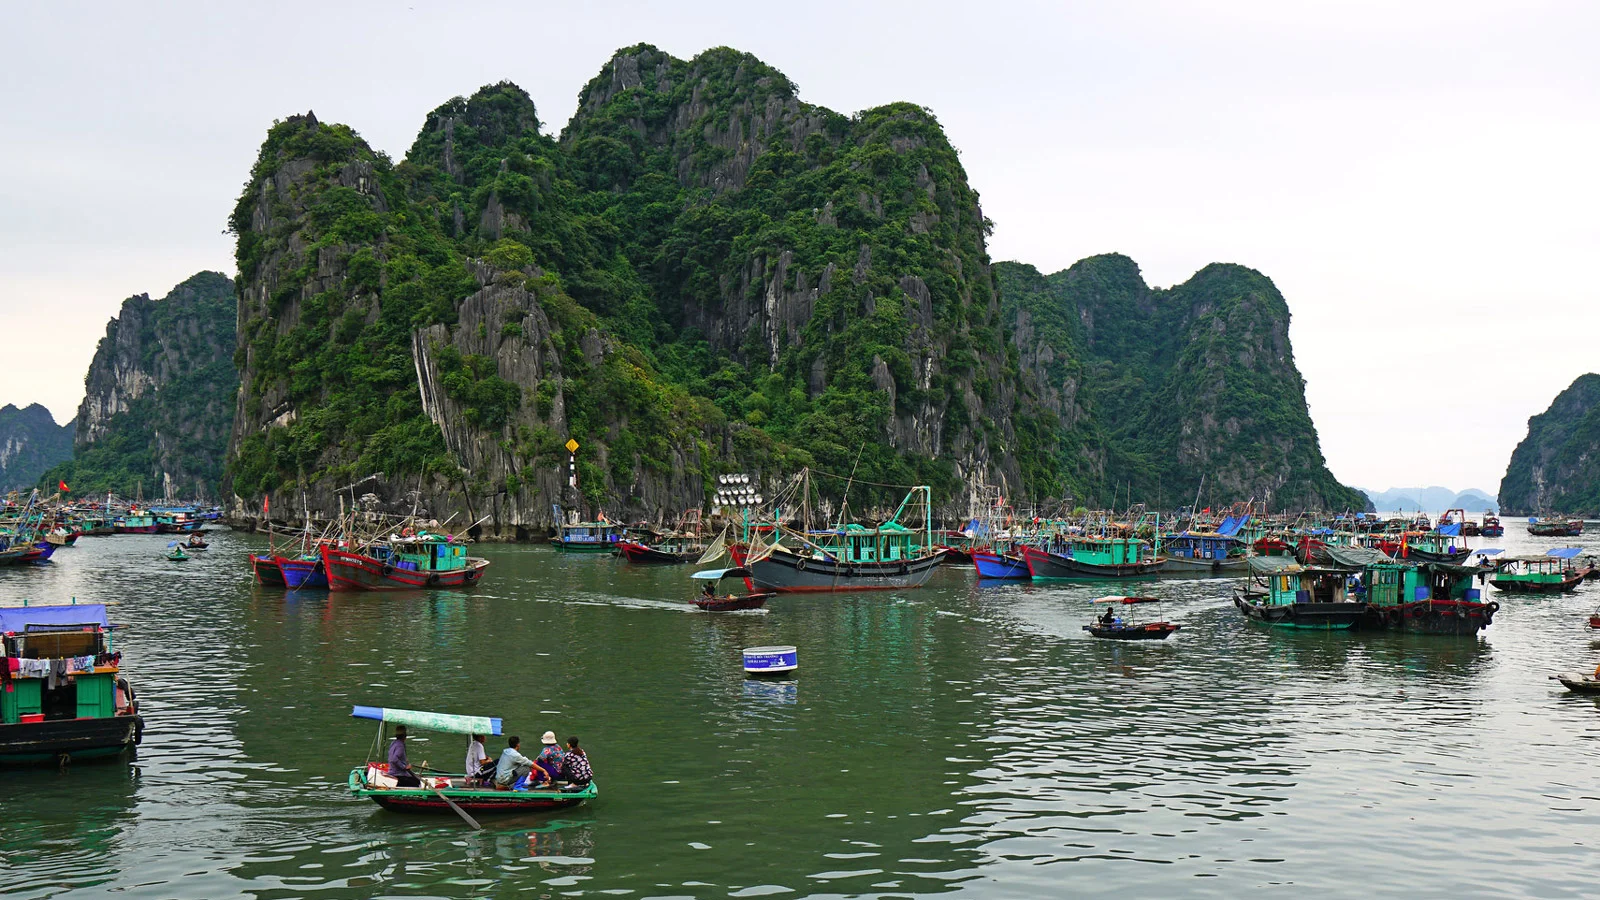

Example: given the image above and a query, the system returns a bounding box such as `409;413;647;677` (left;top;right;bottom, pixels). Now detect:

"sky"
1;0;1595;493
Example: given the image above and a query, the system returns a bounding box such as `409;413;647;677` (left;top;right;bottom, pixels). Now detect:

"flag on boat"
58;480;69;492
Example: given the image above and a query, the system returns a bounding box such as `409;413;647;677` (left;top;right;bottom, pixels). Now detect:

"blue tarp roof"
0;604;109;633
1476;548;1504;556
1217;515;1250;536
1437;523;1462;537
1547;547;1585;559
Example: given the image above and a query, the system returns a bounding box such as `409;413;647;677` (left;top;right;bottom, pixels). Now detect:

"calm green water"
3;527;1600;897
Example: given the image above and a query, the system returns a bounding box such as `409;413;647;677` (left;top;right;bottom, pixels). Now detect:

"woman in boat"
560;736;593;788
533;731;565;786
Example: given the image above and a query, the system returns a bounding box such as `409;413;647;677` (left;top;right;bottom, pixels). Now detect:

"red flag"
263;495;269;516
58;481;69;492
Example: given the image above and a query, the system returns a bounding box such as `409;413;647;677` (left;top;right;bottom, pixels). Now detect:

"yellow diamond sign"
565;438;580;453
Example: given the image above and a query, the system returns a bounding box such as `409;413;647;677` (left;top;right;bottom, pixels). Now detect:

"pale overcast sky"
1;1;1594;493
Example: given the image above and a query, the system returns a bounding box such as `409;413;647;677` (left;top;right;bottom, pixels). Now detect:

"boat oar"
435;790;481;830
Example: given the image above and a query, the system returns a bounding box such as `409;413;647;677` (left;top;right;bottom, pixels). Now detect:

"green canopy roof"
351;706;501;735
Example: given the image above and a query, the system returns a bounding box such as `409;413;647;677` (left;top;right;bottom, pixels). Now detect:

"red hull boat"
691;592;773;612
322;547;490;591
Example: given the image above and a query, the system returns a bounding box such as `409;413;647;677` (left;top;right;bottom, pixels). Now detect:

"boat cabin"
1048;534;1152;566
1248;558;1353;606
1360;561;1484;607
555;521;623;551
381;535;472;573
805;522;930;564
1;604;128;731
1160;532;1241;562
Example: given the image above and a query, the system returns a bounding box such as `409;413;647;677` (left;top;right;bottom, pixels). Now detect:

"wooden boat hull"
277;556;328;590
691;592;772;611
348;768;596;813
1020;546;1164;580
1082;623;1180;640
322;547;490;591
1363;599;1499;635
0;714;143;765
1233;591;1366;630
731;546;945;593
971;551;1030;579
1489;574;1582;594
615;541;697;564
1552;673;1600;694
1156;554;1219;574
1480;526;1504;537
251;554;287;587
114;525;159;535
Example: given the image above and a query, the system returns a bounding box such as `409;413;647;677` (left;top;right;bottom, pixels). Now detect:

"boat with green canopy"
1488;549;1584;594
347;705;597;816
1233;555;1368;630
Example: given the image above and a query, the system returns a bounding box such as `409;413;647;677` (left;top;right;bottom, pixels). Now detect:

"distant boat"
553;521;623;553
1479;513;1504;537
1019;535;1163;579
1528;517;1584;537
1489;555;1583;594
728;486;947;593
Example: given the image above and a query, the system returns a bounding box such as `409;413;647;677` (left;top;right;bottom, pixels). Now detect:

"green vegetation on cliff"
44;271;236;499
1498;374;1600;516
996;255;1364;511
0;404;73;492
227;47;1049;515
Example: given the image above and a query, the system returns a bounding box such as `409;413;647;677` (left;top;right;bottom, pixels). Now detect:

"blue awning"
0;604;110;633
1547;547;1585;559
1475;548;1504;556
1437;524;1461;537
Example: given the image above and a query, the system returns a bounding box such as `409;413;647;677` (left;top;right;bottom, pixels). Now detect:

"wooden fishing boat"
1528;517;1584;537
1234;556;1367;630
1158;531;1245;575
251;554;287;587
113;513;159;535
277;555;328;589
615;537;703;564
347;706;596;817
553;521;623;553
323;535;489;591
1351;554;1499;635
1019;536;1164;580
0;603;143;765
1550;672;1600;694
1083;596;1180;640
689;567;772;610
971;550;1030;579
727;487;946;593
1489;554;1584;594
1479;513;1504;537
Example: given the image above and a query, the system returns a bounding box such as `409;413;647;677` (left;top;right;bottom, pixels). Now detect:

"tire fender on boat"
427;573;440;586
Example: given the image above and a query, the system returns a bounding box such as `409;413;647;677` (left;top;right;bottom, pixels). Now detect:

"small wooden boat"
1550;672;1600;694
1083;595;1181;640
689;567;772;611
346;706;596;817
1588;612;1600;629
553;521;623;553
166;544;189;562
277;555;327;590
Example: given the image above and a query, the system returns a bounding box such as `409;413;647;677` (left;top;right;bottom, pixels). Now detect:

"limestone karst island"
3;15;1598;899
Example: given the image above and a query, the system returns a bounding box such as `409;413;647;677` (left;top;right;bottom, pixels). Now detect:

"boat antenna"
839;443;866;527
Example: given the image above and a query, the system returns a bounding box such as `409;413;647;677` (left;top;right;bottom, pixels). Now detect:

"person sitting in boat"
532;731;566;786
388;725;421;787
494;735;535;789
560;736;593;788
465;733;490;785
703;581;718;601
1100;607;1117;627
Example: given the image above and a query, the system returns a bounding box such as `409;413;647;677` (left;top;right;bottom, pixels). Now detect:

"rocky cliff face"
1498;374;1600;516
0;404;73;492
225;48;1053;531
997;255;1364;511
47;271;236;499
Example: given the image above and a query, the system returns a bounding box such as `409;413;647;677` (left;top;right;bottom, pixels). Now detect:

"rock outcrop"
1498;374;1600;516
0;404;73;492
46;271;236;499
997;255;1365;511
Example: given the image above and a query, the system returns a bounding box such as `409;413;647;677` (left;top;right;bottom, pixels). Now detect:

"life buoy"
381;563;394;576
796;558;806;572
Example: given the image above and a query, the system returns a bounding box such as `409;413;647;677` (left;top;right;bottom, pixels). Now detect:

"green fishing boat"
1233;556;1367;629
1489;552;1583;594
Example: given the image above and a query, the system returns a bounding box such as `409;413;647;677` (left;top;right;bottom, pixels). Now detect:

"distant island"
1359;486;1497;513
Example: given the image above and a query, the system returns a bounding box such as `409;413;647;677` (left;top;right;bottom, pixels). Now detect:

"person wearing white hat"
533;730;565;786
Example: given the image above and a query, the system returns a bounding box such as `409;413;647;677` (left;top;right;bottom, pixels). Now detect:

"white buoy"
742;645;797;676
